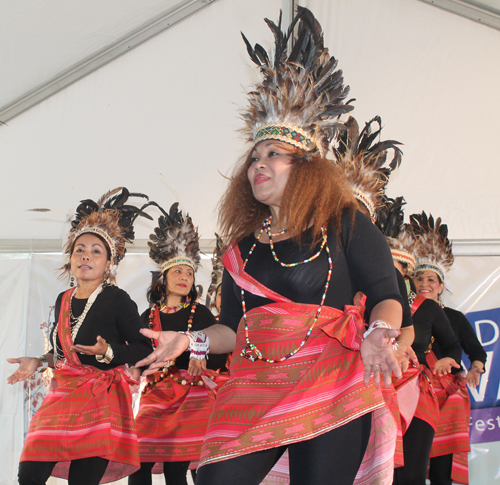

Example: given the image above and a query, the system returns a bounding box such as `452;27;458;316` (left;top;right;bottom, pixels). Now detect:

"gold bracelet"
96;344;114;364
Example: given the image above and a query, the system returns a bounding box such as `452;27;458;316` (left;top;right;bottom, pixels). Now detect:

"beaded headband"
254;123;317;152
415;262;445;282
161;257;196;274
391;249;416;272
353;189;376;222
73;226;117;262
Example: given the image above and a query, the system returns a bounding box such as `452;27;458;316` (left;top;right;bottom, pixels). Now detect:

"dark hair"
147;267;198;305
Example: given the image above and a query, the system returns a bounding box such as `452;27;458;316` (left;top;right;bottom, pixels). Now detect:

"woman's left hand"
71;335;108;356
467;364;484;388
361;328;402;386
433;357;460;376
188;358;207;376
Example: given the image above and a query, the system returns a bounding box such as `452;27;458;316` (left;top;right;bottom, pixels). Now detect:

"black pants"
393;417;435;485
196;413;372;485
18;457;108;485
429;453;453;485
128;461;191;485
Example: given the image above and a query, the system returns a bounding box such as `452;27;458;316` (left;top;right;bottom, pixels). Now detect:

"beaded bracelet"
363;320;397;350
179;331;210;361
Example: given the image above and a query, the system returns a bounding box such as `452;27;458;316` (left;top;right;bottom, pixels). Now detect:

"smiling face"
415;270;445;302
165;265;195;298
246;140;296;212
70;233;111;287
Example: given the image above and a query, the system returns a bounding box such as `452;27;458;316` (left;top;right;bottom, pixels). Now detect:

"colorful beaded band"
415;262;445;282
363;320;397;350
179;330;210;361
391;249;416;272
161;257;195;274
254;123;316;151
353;189;376;222
96;344;114;364
74;226;116;261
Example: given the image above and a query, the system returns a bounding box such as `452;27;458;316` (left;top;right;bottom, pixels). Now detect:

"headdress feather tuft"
241;6;354;155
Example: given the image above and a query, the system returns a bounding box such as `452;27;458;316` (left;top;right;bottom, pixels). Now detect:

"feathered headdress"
241;7;354;156
148;202;200;274
206;234;224;309
376;196;416;271
410;211;454;282
332;116;403;221
61;187;153;283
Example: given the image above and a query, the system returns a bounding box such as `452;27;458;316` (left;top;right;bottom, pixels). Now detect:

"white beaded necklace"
70;284;103;341
53;284;103;362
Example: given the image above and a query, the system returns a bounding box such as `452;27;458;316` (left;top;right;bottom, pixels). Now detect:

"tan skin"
163;265;207;377
137;140;403;387
414;270;466;380
7;233;111;385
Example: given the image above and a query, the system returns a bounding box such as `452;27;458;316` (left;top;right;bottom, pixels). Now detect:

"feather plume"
410;211;454;279
148;202;200;272
332;116;403;218
376;196;416;270
241;6;353;155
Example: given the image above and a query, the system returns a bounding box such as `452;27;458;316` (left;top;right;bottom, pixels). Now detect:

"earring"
102;271;109;287
70;275;75;287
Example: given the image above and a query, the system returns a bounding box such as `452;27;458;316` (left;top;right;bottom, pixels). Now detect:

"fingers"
7;358;22;364
135;353;158;368
140;328;160;339
96;335;106;344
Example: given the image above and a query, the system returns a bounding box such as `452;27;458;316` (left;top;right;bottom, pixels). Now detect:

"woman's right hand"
136;329;190;375
6;357;41;384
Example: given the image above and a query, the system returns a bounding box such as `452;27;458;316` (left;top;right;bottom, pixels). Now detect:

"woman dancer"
137;8;405;485
7;188;153;485
412;212;485;485
390;212;463;485
129;204;228;485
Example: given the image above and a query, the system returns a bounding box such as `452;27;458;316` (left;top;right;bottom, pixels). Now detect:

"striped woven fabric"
199;243;401;485
136;367;228;467
427;350;470;484
136;304;229;468
20;288;140;483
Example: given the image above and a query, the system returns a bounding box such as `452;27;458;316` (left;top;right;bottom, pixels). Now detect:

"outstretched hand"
467;366;484;388
71;335;107;356
433;357;460;377
136;329;190;375
361;327;401;387
7;357;41;384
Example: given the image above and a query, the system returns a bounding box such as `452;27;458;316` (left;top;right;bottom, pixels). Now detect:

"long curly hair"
218;146;357;247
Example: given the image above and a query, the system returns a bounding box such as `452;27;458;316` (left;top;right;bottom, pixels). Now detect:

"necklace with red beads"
240;219;332;363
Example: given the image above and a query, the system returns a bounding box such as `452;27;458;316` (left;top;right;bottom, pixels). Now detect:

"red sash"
136;305;229;466
199;243;400;485
427;350;470;484
20;289;140;483
392;294;440;432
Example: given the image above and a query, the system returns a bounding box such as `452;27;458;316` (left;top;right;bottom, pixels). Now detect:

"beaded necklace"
240;221;332;363
266;216;287;238
148;301;197;349
159;296;191;313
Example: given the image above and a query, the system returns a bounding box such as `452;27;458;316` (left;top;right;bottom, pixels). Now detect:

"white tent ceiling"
1;0;500;248
0;0;217;120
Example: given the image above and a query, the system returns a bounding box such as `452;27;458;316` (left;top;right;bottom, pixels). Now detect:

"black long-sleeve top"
50;285;152;370
141;303;227;371
430;307;487;372
219;210;403;332
396;268;413;329
412;298;462;367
